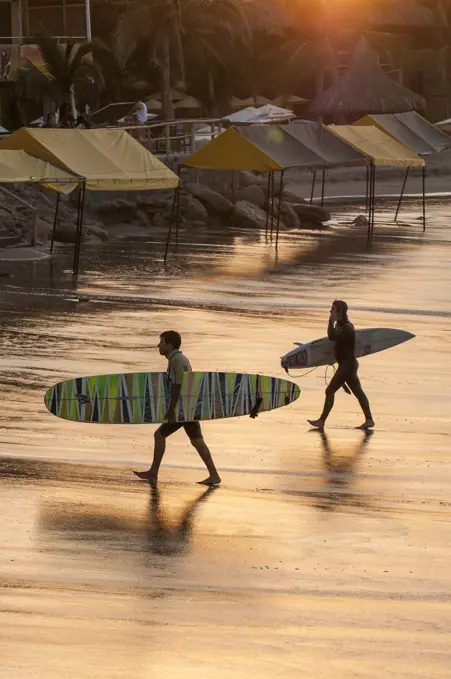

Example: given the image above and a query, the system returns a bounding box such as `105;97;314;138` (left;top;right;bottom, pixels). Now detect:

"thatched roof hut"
308;36;425;121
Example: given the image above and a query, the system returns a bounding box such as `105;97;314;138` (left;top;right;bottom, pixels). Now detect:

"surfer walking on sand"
308;300;375;431
134;330;221;486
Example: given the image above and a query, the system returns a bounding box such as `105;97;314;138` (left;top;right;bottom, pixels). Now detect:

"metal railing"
118;119;225;155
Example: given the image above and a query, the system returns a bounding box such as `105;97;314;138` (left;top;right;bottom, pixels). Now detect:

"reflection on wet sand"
313;429;375;513
39;484;218;558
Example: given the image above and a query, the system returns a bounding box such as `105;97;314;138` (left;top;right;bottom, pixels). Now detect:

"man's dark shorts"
158;421;203;440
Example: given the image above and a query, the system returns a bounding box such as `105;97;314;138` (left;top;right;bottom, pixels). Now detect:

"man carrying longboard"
308;300;375;431
134;330;222;486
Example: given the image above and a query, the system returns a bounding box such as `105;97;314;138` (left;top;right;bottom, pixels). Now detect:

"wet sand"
1;199;451;678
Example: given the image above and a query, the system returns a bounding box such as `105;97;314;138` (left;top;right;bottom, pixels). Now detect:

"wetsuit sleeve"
328;320;353;342
328;318;339;340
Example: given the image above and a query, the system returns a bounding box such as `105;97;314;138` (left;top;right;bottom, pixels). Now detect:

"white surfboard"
281;328;415;370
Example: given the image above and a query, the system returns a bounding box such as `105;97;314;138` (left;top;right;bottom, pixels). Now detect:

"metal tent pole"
73;182;86;276
320;170;326;207
310;171;316;205
270;172;275;239
164;186;179;262
50;193;61;254
275;170;285;248
365;165;370;212
422;165;426;232
175;183;181;245
265;171;270;238
371;163;376;239
72;185;82;274
394;167;410;222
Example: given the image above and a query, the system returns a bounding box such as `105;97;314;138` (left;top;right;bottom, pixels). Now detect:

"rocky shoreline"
0;170;331;258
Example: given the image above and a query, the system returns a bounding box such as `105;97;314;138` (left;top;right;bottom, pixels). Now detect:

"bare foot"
308;419;325;430
357;419;375;430
197;475;221;486
133;470;158;484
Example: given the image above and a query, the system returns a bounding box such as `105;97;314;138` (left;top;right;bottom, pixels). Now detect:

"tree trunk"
208;69;218;116
315;69;324;123
69;84;77;121
160;36;174;120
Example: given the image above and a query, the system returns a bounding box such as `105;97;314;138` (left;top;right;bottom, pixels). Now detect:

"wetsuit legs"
320;360;372;422
345;372;373;421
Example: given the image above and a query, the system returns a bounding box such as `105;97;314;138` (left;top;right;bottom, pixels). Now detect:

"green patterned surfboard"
44;372;301;424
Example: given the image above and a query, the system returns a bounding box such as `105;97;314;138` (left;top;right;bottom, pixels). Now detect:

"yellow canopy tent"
184;127;283;171
0;128;179;191
0;148;78;193
328;125;424;167
163;127;285;259
328;125;426;235
0;128;179;274
354;112;451;156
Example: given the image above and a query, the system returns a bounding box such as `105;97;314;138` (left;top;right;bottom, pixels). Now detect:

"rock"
279;202;300;229
96;199;138;224
352;214;369;226
235;185;265;209
291;203;331;224
152;213;167;228
178;194;208;222
0;233;22;247
184;182;233;215
232;200;286;231
84;220;109;241
238;170;267;187
282;189;306;204
35;218;53;243
188;220;208;228
136;194;171;209
52;222;78;243
52;214;109;243
1;215;19;232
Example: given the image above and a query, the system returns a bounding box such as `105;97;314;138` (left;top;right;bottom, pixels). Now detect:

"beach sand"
1;197;450;678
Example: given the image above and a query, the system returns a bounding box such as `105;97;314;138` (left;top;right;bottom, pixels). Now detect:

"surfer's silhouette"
145;485;217;556
134;330;221;486
308;300;374;431
312;428;374;512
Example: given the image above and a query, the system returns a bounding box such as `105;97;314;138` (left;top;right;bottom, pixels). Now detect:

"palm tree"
115;0;260;120
18;37;109;120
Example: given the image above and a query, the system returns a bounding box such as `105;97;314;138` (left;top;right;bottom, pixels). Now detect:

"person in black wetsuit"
308;300;374;431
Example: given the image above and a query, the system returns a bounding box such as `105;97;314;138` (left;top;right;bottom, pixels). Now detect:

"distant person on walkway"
134;330;221;486
308;300;374;430
43;112;56;128
132;100;148;124
58;102;75;128
76;113;92;129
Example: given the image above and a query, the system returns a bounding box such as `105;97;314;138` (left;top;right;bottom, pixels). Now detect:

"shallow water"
1;199;451;678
